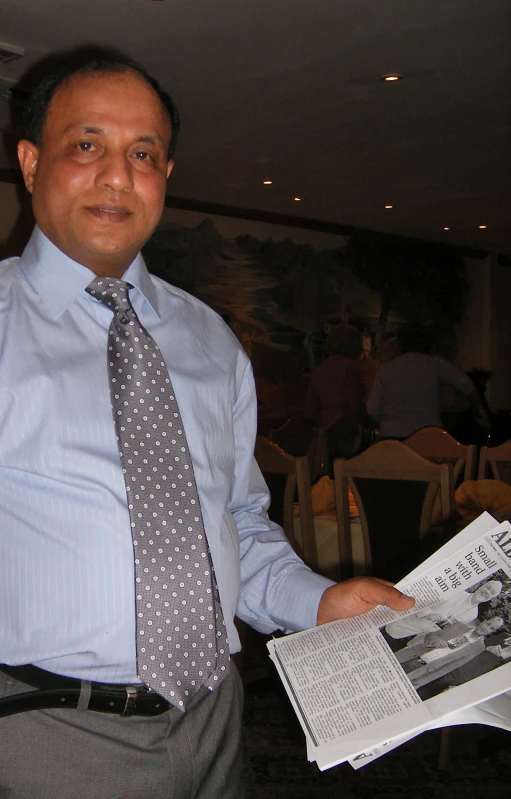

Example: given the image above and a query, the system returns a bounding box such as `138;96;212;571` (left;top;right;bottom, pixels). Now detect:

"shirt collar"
19;226;160;321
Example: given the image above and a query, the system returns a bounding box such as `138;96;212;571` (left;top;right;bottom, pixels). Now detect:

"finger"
357;577;415;605
365;577;395;588
358;580;415;609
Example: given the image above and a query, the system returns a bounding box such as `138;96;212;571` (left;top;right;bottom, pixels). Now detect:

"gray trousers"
0;665;244;799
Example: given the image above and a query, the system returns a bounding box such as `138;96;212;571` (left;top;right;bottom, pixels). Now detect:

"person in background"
0;50;414;799
304;323;366;427
379;335;403;363
366;323;490;440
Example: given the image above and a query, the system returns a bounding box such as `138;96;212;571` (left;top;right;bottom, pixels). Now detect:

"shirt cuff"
273;565;336;632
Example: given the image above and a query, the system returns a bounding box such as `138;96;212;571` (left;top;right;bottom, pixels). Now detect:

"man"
418;631;511;699
304;323;366;427
385;580;503;639
395;617;504;689
0;52;413;799
416;631;511;701
367;323;490;439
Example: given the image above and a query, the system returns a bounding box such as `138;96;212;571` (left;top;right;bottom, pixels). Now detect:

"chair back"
478;440;511;484
269;416;321;481
404;426;477;485
333;440;454;582
254;436;318;570
314;414;363;477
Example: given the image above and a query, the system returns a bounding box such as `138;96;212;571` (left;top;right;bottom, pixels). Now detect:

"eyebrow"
62;125;166;148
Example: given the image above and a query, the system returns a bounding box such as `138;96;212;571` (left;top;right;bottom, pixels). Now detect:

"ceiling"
0;0;510;255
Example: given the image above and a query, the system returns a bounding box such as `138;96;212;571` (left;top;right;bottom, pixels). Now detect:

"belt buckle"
121;685;138;717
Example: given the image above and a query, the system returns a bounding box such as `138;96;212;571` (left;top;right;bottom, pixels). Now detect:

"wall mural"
143;220;468;420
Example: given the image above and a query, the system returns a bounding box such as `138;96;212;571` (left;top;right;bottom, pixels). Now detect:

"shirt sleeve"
435;357;476;397
228;361;335;634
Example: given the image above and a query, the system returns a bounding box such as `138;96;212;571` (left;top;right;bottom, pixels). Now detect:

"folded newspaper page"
348;691;511;769
267;512;511;771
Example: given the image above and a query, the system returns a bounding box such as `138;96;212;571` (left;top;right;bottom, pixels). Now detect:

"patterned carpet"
241;642;511;799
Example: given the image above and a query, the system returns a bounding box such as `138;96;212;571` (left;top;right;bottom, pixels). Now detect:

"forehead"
43;70;171;143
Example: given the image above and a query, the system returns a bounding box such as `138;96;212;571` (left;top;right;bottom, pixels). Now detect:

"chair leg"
438;727;451;769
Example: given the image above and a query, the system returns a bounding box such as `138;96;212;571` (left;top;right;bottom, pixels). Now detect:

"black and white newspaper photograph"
381;571;511;700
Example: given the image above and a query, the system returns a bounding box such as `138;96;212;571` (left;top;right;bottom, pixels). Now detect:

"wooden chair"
254;436;318;570
404;426;477;487
478;440;511;484
239;437;318;684
333;440;454;582
314;414;363;478
268;416;321;482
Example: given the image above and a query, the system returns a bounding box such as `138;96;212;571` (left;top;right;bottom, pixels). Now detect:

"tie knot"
86;276;133;314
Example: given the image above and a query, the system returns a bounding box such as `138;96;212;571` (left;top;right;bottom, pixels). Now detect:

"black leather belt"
0;664;170;718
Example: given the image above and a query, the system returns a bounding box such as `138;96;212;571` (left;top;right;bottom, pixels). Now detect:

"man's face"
477;617;504;635
17;70;173;276
474;581;502;603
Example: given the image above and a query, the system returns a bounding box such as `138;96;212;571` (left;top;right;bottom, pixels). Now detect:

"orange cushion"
455;479;511;522
293;476;359;517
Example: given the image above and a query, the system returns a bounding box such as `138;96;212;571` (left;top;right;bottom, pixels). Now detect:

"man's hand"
423;613;443;623
316;577;415;626
424;632;448;648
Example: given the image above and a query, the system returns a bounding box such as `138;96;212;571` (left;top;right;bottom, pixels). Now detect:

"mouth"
85;205;133;223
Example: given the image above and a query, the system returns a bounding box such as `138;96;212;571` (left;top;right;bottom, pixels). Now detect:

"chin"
88;235;134;258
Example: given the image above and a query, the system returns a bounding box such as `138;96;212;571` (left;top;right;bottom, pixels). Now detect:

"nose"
95;150;134;193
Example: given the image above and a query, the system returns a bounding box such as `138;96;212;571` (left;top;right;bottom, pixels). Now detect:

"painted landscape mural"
143;220;468;420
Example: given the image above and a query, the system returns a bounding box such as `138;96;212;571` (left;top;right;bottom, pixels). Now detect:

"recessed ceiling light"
293;196;302;202
478;225;488;229
443;226;450;231
381;74;402;82
384;204;393;209
263;180;273;185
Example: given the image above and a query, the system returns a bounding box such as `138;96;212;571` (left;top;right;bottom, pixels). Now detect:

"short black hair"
397;323;434;355
324;324;361;359
23;50;180;160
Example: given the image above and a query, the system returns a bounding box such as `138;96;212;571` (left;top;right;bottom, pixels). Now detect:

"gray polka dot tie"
86;276;230;711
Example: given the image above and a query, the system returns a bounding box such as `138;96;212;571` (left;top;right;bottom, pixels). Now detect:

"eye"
77;141;95;152
134;151;153;161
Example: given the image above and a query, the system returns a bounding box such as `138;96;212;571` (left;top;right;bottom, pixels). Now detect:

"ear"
166;159;174;179
17;139;40;193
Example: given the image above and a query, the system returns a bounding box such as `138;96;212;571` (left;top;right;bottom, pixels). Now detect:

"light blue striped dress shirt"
0;227;333;684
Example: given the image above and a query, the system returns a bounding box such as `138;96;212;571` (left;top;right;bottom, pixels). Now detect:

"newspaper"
267;512;511;771
348;692;511;769
347;510;511;769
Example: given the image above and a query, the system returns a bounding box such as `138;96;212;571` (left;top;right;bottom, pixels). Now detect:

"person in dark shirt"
305;324;366;427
